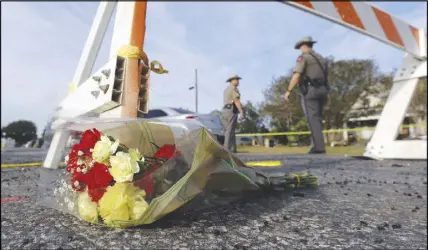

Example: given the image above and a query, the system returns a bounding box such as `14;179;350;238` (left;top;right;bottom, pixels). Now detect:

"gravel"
1;151;427;249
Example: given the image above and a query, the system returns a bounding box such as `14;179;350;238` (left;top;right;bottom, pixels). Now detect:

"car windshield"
170;108;195;114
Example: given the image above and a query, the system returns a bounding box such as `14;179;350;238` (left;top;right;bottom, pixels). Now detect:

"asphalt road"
1;150;427;249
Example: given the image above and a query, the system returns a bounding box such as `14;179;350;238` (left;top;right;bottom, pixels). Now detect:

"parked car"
42;108;225;148
140;107;225;144
237;137;252;146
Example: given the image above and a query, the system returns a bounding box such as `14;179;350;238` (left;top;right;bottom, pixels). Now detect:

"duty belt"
308;79;325;87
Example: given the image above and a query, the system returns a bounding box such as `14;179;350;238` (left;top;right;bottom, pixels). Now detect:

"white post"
43;2;116;169
101;1;149;118
364;53;427;159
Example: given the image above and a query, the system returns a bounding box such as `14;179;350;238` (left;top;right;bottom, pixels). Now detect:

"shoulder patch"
296;56;303;62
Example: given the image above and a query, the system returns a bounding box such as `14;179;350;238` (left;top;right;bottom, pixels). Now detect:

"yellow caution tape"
117;45;168;74
2;161;279;169
1;162;67;169
1;162;42;168
245;161;282;167
237;123;426;137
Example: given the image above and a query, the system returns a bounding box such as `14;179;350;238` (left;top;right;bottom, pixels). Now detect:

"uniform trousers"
300;85;328;152
222;108;238;153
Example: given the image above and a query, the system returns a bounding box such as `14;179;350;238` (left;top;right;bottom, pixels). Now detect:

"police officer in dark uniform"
222;74;245;153
284;36;329;154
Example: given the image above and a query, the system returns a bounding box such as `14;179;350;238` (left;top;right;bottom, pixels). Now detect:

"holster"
224;104;233;109
300;77;330;96
299;77;310;96
224;103;239;114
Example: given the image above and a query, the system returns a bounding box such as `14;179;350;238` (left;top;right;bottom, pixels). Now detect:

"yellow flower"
92;135;120;163
98;183;149;226
109;152;140;182
128;148;144;162
77;190;99;223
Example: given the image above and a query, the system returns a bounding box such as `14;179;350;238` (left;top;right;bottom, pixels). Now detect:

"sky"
1;1;427;136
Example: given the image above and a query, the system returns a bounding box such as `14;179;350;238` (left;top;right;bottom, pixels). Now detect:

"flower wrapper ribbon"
37;117;318;228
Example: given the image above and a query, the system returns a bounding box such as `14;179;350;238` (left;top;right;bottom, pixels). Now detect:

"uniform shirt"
293;50;327;82
223;85;240;106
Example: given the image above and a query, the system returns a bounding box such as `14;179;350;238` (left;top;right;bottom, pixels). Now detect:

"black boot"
308;147;326;154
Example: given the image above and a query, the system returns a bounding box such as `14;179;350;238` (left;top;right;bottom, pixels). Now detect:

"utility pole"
189;69;198;113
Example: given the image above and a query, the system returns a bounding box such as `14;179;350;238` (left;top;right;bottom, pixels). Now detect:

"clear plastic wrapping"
37;117;318;228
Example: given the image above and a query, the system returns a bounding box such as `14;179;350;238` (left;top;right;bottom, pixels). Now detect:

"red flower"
86;163;112;187
143;165;161;178
69;156;94;191
87;188;107;203
65;128;111;201
134;164;161;197
84;162;113;202
79;128;101;150
71;173;86;191
154;144;177;159
136;176;156;197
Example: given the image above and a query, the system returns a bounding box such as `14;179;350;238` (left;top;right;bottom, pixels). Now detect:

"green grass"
237;145;365;156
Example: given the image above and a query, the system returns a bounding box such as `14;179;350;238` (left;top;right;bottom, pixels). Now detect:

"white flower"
92;136;120;163
78;151;84;156
76;168;81;172
128;148;144;162
74;181;79;187
109;152;140;183
58;187;65;194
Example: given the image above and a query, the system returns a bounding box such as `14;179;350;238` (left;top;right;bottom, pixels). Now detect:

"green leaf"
150;142;161;150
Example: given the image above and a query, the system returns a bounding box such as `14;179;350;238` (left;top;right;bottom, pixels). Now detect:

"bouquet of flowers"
38;118;318;228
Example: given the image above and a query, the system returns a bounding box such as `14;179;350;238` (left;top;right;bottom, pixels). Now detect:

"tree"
364;75;427;137
408;78;427;117
408;78;427;135
261;74;306;131
2;120;37;147
237;101;268;134
323;58;394;130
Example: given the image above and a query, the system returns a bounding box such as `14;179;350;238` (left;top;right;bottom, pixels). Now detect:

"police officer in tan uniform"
222;74;245;153
284;36;329;154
